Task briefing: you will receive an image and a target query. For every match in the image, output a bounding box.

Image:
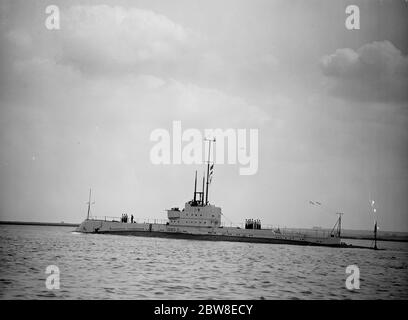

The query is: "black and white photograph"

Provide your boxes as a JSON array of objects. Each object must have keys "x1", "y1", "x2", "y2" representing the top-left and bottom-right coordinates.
[{"x1": 0, "y1": 0, "x2": 407, "y2": 307}]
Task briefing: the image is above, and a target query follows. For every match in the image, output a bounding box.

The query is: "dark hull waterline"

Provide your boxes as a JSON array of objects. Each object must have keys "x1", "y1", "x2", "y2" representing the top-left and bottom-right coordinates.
[{"x1": 90, "y1": 229, "x2": 371, "y2": 249}]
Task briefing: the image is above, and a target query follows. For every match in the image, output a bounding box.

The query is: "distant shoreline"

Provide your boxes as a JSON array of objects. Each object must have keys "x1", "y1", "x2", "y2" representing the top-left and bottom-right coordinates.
[
  {"x1": 0, "y1": 220, "x2": 407, "y2": 243},
  {"x1": 0, "y1": 221, "x2": 79, "y2": 227},
  {"x1": 342, "y1": 236, "x2": 408, "y2": 243}
]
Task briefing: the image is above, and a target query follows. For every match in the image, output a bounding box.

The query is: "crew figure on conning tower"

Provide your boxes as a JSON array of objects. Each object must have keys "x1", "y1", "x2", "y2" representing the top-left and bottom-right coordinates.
[{"x1": 245, "y1": 219, "x2": 261, "y2": 230}]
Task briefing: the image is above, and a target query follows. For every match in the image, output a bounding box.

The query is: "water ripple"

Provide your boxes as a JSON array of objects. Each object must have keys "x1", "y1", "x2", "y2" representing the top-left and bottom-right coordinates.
[{"x1": 0, "y1": 225, "x2": 407, "y2": 299}]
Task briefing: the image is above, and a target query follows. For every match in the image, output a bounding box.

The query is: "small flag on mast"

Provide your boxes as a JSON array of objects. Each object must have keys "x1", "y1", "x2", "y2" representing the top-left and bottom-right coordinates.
[{"x1": 209, "y1": 164, "x2": 214, "y2": 183}]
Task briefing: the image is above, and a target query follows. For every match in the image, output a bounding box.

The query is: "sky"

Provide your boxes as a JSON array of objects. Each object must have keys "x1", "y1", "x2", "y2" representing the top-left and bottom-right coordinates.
[{"x1": 0, "y1": 0, "x2": 407, "y2": 231}]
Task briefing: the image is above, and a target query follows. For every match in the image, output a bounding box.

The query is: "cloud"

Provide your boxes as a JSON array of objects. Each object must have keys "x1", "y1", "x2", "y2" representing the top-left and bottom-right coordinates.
[
  {"x1": 1, "y1": 3, "x2": 267, "y2": 127},
  {"x1": 0, "y1": 51, "x2": 268, "y2": 223},
  {"x1": 320, "y1": 41, "x2": 408, "y2": 102},
  {"x1": 58, "y1": 5, "x2": 203, "y2": 75},
  {"x1": 5, "y1": 29, "x2": 32, "y2": 49},
  {"x1": 1, "y1": 55, "x2": 268, "y2": 136}
]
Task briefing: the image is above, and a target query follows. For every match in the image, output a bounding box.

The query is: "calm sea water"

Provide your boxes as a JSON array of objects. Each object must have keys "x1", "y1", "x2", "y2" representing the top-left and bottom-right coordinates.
[{"x1": 0, "y1": 225, "x2": 407, "y2": 299}]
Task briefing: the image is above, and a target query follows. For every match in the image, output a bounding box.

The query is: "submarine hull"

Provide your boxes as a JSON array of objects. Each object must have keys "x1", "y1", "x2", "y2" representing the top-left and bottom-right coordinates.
[{"x1": 76, "y1": 219, "x2": 350, "y2": 248}]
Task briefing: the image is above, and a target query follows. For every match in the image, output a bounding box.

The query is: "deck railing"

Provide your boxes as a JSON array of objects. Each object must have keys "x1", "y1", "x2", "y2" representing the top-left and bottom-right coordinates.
[
  {"x1": 219, "y1": 222, "x2": 332, "y2": 238},
  {"x1": 88, "y1": 216, "x2": 168, "y2": 225}
]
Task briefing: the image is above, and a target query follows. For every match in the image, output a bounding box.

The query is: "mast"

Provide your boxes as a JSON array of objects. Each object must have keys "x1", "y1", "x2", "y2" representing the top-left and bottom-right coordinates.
[
  {"x1": 374, "y1": 220, "x2": 378, "y2": 250},
  {"x1": 205, "y1": 147, "x2": 210, "y2": 205},
  {"x1": 330, "y1": 212, "x2": 344, "y2": 238},
  {"x1": 205, "y1": 138, "x2": 215, "y2": 205},
  {"x1": 86, "y1": 188, "x2": 92, "y2": 220},
  {"x1": 202, "y1": 174, "x2": 205, "y2": 206},
  {"x1": 336, "y1": 212, "x2": 343, "y2": 237},
  {"x1": 370, "y1": 199, "x2": 378, "y2": 250},
  {"x1": 193, "y1": 170, "x2": 197, "y2": 202}
]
